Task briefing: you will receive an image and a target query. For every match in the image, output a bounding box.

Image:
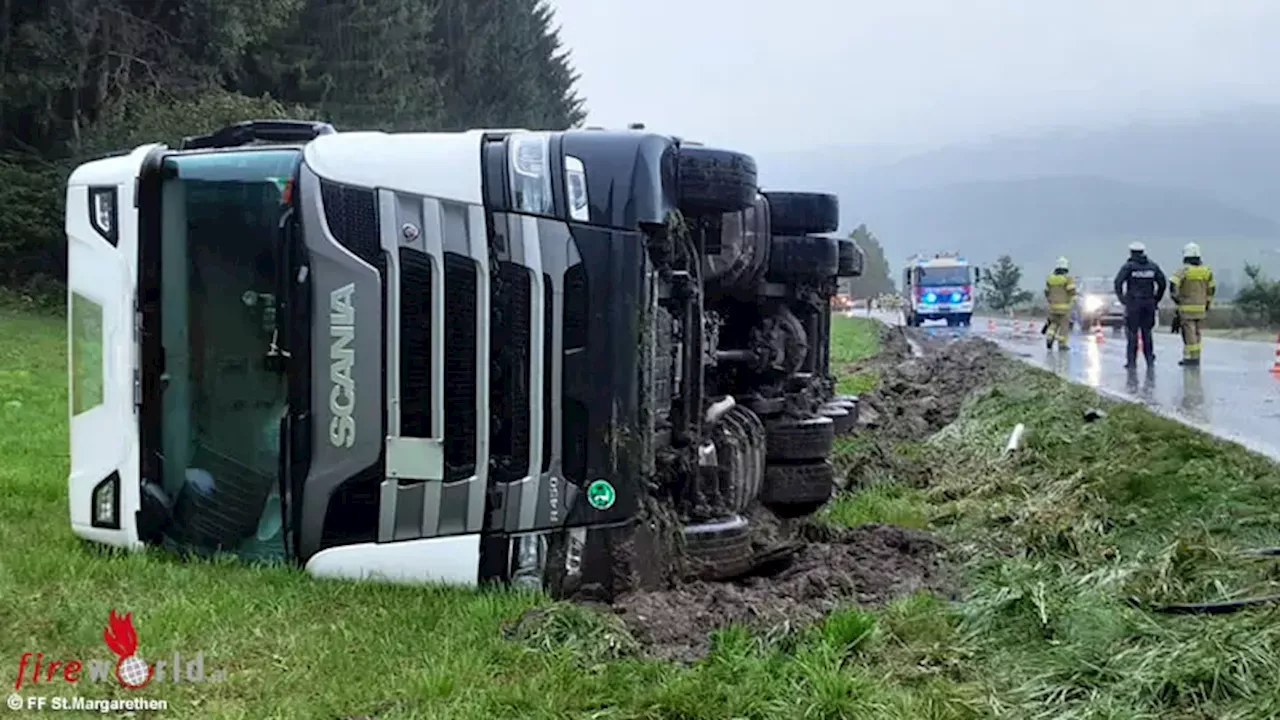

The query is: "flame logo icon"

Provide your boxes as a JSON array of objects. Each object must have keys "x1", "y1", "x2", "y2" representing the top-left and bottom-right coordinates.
[{"x1": 103, "y1": 609, "x2": 153, "y2": 689}]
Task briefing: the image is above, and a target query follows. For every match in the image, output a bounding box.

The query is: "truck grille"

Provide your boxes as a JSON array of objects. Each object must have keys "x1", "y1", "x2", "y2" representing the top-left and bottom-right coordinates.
[
  {"x1": 399, "y1": 248, "x2": 433, "y2": 436},
  {"x1": 490, "y1": 261, "x2": 532, "y2": 483},
  {"x1": 444, "y1": 252, "x2": 478, "y2": 482},
  {"x1": 319, "y1": 180, "x2": 379, "y2": 267}
]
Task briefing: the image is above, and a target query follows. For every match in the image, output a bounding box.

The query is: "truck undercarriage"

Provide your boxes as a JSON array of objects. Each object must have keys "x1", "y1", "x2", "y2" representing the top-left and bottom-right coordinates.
[{"x1": 65, "y1": 121, "x2": 863, "y2": 596}]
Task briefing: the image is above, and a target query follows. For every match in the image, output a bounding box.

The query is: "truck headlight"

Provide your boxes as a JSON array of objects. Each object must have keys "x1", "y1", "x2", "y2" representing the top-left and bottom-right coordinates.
[
  {"x1": 88, "y1": 186, "x2": 119, "y2": 246},
  {"x1": 91, "y1": 472, "x2": 121, "y2": 529},
  {"x1": 509, "y1": 132, "x2": 554, "y2": 215},
  {"x1": 1084, "y1": 295, "x2": 1104, "y2": 312},
  {"x1": 564, "y1": 156, "x2": 589, "y2": 222}
]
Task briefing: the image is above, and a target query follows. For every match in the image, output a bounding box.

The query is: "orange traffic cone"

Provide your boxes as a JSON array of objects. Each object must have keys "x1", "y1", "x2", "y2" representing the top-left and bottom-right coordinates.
[
  {"x1": 1270, "y1": 333, "x2": 1280, "y2": 375},
  {"x1": 1094, "y1": 324, "x2": 1105, "y2": 343},
  {"x1": 1137, "y1": 333, "x2": 1144, "y2": 355},
  {"x1": 987, "y1": 318, "x2": 996, "y2": 333},
  {"x1": 1013, "y1": 319, "x2": 1021, "y2": 333}
]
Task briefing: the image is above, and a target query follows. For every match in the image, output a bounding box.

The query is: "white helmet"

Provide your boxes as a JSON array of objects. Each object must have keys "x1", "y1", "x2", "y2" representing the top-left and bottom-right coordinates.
[
  {"x1": 1054, "y1": 256, "x2": 1069, "y2": 270},
  {"x1": 1128, "y1": 241, "x2": 1146, "y2": 253},
  {"x1": 1183, "y1": 242, "x2": 1201, "y2": 259}
]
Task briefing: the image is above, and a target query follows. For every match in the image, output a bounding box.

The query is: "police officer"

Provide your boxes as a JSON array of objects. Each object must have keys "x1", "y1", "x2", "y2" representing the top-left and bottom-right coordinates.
[
  {"x1": 1044, "y1": 256, "x2": 1076, "y2": 350},
  {"x1": 1114, "y1": 241, "x2": 1167, "y2": 369},
  {"x1": 1170, "y1": 242, "x2": 1215, "y2": 367}
]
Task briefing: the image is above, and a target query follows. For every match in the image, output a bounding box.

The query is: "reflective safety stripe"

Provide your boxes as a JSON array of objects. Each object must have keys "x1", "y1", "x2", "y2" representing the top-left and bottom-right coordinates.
[
  {"x1": 1048, "y1": 303, "x2": 1071, "y2": 312},
  {"x1": 1178, "y1": 304, "x2": 1207, "y2": 313}
]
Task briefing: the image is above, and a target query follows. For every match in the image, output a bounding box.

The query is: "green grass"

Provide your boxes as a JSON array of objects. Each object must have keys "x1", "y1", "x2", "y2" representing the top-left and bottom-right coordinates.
[
  {"x1": 830, "y1": 316, "x2": 882, "y2": 396},
  {"x1": 821, "y1": 483, "x2": 930, "y2": 530},
  {"x1": 5, "y1": 308, "x2": 1280, "y2": 718},
  {"x1": 829, "y1": 316, "x2": 881, "y2": 365}
]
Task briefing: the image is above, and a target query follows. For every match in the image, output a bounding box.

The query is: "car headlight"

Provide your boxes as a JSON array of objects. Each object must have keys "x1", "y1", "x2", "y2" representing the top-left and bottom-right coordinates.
[
  {"x1": 509, "y1": 132, "x2": 554, "y2": 215},
  {"x1": 923, "y1": 292, "x2": 938, "y2": 304},
  {"x1": 950, "y1": 291, "x2": 964, "y2": 303},
  {"x1": 1084, "y1": 295, "x2": 1104, "y2": 312}
]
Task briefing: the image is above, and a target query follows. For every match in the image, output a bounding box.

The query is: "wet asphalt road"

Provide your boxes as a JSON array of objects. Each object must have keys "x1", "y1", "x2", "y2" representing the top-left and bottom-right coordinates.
[{"x1": 860, "y1": 310, "x2": 1280, "y2": 460}]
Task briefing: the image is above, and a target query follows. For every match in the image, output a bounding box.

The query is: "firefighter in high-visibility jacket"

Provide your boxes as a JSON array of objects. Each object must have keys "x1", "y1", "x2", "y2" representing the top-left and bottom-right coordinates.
[
  {"x1": 1044, "y1": 256, "x2": 1077, "y2": 350},
  {"x1": 1169, "y1": 242, "x2": 1215, "y2": 366}
]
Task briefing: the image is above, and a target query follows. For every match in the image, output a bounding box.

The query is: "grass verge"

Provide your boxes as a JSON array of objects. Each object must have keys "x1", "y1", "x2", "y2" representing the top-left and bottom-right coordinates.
[
  {"x1": 830, "y1": 316, "x2": 882, "y2": 396},
  {"x1": 4, "y1": 309, "x2": 1280, "y2": 718}
]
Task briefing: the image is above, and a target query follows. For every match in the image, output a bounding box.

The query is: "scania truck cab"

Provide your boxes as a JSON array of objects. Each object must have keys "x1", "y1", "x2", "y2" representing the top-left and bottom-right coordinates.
[
  {"x1": 66, "y1": 120, "x2": 858, "y2": 596},
  {"x1": 902, "y1": 252, "x2": 976, "y2": 327}
]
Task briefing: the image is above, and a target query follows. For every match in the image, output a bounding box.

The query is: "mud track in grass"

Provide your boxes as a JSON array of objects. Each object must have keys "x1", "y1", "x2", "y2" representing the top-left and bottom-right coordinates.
[{"x1": 599, "y1": 325, "x2": 1009, "y2": 662}]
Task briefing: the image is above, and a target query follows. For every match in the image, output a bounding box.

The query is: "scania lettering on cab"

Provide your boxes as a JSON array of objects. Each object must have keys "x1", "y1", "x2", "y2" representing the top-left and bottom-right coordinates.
[{"x1": 64, "y1": 120, "x2": 860, "y2": 597}]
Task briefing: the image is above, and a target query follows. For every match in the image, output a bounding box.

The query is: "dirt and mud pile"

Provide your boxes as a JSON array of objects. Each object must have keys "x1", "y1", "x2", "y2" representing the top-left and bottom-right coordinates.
[
  {"x1": 611, "y1": 522, "x2": 952, "y2": 662},
  {"x1": 588, "y1": 327, "x2": 1007, "y2": 662},
  {"x1": 856, "y1": 328, "x2": 1007, "y2": 442}
]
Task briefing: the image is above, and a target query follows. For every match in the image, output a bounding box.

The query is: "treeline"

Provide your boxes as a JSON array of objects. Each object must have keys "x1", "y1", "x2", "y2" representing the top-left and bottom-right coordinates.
[
  {"x1": 0, "y1": 0, "x2": 585, "y2": 294},
  {"x1": 842, "y1": 224, "x2": 895, "y2": 297}
]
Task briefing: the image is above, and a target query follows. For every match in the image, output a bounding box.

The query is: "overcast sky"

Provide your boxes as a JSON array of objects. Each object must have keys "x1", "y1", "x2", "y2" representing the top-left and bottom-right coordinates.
[{"x1": 549, "y1": 0, "x2": 1280, "y2": 156}]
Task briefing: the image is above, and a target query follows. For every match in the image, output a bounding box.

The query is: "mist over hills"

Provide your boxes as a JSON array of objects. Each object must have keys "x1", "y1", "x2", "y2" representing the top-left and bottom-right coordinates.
[{"x1": 756, "y1": 107, "x2": 1280, "y2": 293}]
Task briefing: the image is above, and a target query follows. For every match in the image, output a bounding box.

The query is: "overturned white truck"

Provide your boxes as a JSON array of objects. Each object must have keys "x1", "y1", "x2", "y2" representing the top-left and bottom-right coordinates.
[{"x1": 65, "y1": 120, "x2": 862, "y2": 596}]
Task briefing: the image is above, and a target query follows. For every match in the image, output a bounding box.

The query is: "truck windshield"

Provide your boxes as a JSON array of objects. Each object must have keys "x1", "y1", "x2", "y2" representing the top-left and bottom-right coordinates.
[
  {"x1": 157, "y1": 149, "x2": 300, "y2": 561},
  {"x1": 917, "y1": 267, "x2": 970, "y2": 286}
]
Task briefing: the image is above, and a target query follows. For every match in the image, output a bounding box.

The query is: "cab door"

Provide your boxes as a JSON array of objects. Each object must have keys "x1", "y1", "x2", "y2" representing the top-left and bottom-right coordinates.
[{"x1": 66, "y1": 144, "x2": 163, "y2": 548}]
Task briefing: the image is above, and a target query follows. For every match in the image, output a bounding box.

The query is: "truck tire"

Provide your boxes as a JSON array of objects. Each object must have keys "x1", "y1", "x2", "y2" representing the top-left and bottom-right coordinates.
[
  {"x1": 761, "y1": 461, "x2": 836, "y2": 517},
  {"x1": 763, "y1": 192, "x2": 840, "y2": 235},
  {"x1": 819, "y1": 403, "x2": 857, "y2": 434},
  {"x1": 715, "y1": 405, "x2": 766, "y2": 513},
  {"x1": 683, "y1": 515, "x2": 754, "y2": 581},
  {"x1": 837, "y1": 239, "x2": 863, "y2": 277},
  {"x1": 766, "y1": 235, "x2": 839, "y2": 282},
  {"x1": 742, "y1": 393, "x2": 785, "y2": 418},
  {"x1": 831, "y1": 396, "x2": 860, "y2": 425},
  {"x1": 765, "y1": 415, "x2": 835, "y2": 461},
  {"x1": 677, "y1": 146, "x2": 758, "y2": 215}
]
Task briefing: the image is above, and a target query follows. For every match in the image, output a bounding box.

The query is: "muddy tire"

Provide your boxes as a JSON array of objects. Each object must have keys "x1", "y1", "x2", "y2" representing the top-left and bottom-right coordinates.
[
  {"x1": 831, "y1": 396, "x2": 860, "y2": 425},
  {"x1": 765, "y1": 415, "x2": 835, "y2": 461},
  {"x1": 715, "y1": 405, "x2": 767, "y2": 513},
  {"x1": 742, "y1": 393, "x2": 785, "y2": 418},
  {"x1": 677, "y1": 146, "x2": 758, "y2": 215},
  {"x1": 767, "y1": 235, "x2": 839, "y2": 282},
  {"x1": 761, "y1": 461, "x2": 836, "y2": 517},
  {"x1": 764, "y1": 192, "x2": 840, "y2": 235},
  {"x1": 819, "y1": 403, "x2": 857, "y2": 434},
  {"x1": 837, "y1": 239, "x2": 863, "y2": 277},
  {"x1": 682, "y1": 515, "x2": 754, "y2": 581}
]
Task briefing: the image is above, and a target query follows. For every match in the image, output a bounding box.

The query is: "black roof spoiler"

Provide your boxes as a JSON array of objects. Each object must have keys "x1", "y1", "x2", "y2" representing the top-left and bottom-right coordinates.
[{"x1": 180, "y1": 120, "x2": 337, "y2": 150}]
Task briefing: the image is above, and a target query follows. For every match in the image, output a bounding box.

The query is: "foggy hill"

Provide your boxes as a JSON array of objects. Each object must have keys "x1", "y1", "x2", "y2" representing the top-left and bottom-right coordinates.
[{"x1": 756, "y1": 106, "x2": 1280, "y2": 289}]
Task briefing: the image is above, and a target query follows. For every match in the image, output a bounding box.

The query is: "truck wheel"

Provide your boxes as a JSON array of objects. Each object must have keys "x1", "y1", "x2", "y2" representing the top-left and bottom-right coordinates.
[
  {"x1": 766, "y1": 235, "x2": 839, "y2": 282},
  {"x1": 683, "y1": 515, "x2": 754, "y2": 581},
  {"x1": 831, "y1": 396, "x2": 860, "y2": 424},
  {"x1": 742, "y1": 393, "x2": 785, "y2": 418},
  {"x1": 818, "y1": 403, "x2": 857, "y2": 434},
  {"x1": 715, "y1": 405, "x2": 766, "y2": 513},
  {"x1": 763, "y1": 192, "x2": 840, "y2": 235},
  {"x1": 761, "y1": 461, "x2": 836, "y2": 518},
  {"x1": 837, "y1": 239, "x2": 863, "y2": 277},
  {"x1": 677, "y1": 146, "x2": 758, "y2": 215},
  {"x1": 765, "y1": 415, "x2": 835, "y2": 461}
]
